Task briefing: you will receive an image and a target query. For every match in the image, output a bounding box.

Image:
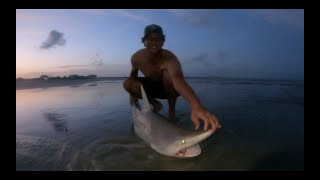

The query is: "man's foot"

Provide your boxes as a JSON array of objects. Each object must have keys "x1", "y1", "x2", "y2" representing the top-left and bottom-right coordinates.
[{"x1": 149, "y1": 98, "x2": 163, "y2": 112}]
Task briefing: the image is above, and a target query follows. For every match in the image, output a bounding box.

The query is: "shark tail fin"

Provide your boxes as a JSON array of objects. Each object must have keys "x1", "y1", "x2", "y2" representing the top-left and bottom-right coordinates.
[{"x1": 141, "y1": 85, "x2": 151, "y2": 111}]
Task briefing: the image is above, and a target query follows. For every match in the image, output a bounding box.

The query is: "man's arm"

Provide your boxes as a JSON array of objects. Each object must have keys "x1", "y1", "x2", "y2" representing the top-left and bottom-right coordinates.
[
  {"x1": 130, "y1": 56, "x2": 138, "y2": 78},
  {"x1": 166, "y1": 59, "x2": 221, "y2": 132},
  {"x1": 129, "y1": 56, "x2": 139, "y2": 105},
  {"x1": 167, "y1": 60, "x2": 201, "y2": 109}
]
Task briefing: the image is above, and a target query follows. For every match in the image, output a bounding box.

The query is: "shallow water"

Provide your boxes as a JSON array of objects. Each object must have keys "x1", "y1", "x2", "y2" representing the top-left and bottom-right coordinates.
[{"x1": 16, "y1": 78, "x2": 304, "y2": 171}]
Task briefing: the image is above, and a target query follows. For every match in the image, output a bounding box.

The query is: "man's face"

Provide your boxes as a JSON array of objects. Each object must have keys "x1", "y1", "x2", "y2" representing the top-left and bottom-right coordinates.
[{"x1": 144, "y1": 33, "x2": 164, "y2": 54}]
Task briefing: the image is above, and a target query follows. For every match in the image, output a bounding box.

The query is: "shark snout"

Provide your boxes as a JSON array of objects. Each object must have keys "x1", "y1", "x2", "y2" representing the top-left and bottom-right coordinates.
[{"x1": 187, "y1": 129, "x2": 213, "y2": 145}]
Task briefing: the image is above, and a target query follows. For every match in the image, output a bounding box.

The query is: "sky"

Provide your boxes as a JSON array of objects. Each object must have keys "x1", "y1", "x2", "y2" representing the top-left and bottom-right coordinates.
[{"x1": 16, "y1": 9, "x2": 304, "y2": 80}]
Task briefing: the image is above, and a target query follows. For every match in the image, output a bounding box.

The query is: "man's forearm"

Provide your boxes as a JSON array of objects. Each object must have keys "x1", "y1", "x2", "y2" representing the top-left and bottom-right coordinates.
[
  {"x1": 128, "y1": 66, "x2": 138, "y2": 105},
  {"x1": 173, "y1": 79, "x2": 202, "y2": 109},
  {"x1": 130, "y1": 71, "x2": 138, "y2": 78}
]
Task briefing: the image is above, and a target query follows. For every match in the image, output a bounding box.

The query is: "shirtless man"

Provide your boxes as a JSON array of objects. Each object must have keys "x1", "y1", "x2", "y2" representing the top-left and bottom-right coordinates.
[{"x1": 123, "y1": 24, "x2": 221, "y2": 132}]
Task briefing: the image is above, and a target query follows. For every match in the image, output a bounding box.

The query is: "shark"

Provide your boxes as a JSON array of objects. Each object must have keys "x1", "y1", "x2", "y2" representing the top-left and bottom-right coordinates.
[{"x1": 132, "y1": 85, "x2": 214, "y2": 158}]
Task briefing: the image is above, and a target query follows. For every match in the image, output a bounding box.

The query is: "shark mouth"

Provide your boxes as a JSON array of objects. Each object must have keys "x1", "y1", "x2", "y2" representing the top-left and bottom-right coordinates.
[{"x1": 175, "y1": 144, "x2": 201, "y2": 158}]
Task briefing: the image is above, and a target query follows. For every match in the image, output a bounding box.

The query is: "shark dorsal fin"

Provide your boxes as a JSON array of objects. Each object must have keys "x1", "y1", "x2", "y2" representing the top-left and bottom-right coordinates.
[{"x1": 141, "y1": 85, "x2": 151, "y2": 111}]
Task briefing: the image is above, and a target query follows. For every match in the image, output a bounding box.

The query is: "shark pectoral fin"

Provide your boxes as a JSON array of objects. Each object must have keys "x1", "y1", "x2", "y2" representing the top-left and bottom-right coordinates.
[
  {"x1": 135, "y1": 119, "x2": 151, "y2": 134},
  {"x1": 140, "y1": 85, "x2": 152, "y2": 111}
]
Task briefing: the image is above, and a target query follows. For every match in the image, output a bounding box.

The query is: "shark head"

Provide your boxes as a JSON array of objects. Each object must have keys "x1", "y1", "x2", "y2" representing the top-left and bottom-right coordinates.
[{"x1": 161, "y1": 128, "x2": 213, "y2": 158}]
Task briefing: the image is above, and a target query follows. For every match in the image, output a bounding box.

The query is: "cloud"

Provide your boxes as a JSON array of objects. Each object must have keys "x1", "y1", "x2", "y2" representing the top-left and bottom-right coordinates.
[
  {"x1": 40, "y1": 30, "x2": 66, "y2": 49},
  {"x1": 191, "y1": 53, "x2": 209, "y2": 62},
  {"x1": 55, "y1": 53, "x2": 104, "y2": 69},
  {"x1": 168, "y1": 9, "x2": 214, "y2": 27},
  {"x1": 56, "y1": 65, "x2": 88, "y2": 68},
  {"x1": 182, "y1": 52, "x2": 214, "y2": 69},
  {"x1": 56, "y1": 61, "x2": 104, "y2": 69},
  {"x1": 183, "y1": 50, "x2": 233, "y2": 74},
  {"x1": 217, "y1": 50, "x2": 228, "y2": 61},
  {"x1": 91, "y1": 53, "x2": 104, "y2": 66},
  {"x1": 16, "y1": 10, "x2": 61, "y2": 22},
  {"x1": 116, "y1": 10, "x2": 149, "y2": 22},
  {"x1": 63, "y1": 64, "x2": 130, "y2": 77},
  {"x1": 92, "y1": 59, "x2": 104, "y2": 66},
  {"x1": 79, "y1": 9, "x2": 149, "y2": 23},
  {"x1": 252, "y1": 9, "x2": 304, "y2": 31},
  {"x1": 16, "y1": 30, "x2": 44, "y2": 37}
]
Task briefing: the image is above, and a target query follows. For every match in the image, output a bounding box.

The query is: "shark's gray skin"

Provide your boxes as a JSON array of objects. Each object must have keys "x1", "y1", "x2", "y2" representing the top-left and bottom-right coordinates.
[{"x1": 132, "y1": 85, "x2": 213, "y2": 158}]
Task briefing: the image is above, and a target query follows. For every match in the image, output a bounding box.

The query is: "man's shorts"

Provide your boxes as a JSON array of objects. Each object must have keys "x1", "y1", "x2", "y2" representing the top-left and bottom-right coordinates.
[{"x1": 136, "y1": 77, "x2": 167, "y2": 99}]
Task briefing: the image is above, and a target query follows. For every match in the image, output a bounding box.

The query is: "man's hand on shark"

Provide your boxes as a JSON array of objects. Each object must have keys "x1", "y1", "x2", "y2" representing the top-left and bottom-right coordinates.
[{"x1": 191, "y1": 106, "x2": 221, "y2": 133}]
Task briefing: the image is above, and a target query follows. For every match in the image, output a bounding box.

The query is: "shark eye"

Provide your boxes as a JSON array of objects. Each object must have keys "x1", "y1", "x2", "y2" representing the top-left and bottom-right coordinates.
[{"x1": 182, "y1": 140, "x2": 185, "y2": 144}]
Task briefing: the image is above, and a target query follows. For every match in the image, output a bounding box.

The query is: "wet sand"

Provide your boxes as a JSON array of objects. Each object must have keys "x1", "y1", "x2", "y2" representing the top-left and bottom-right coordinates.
[{"x1": 16, "y1": 78, "x2": 304, "y2": 170}]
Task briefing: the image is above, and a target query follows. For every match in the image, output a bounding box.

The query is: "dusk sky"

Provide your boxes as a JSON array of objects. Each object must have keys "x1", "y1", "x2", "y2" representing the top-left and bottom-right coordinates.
[{"x1": 16, "y1": 9, "x2": 304, "y2": 80}]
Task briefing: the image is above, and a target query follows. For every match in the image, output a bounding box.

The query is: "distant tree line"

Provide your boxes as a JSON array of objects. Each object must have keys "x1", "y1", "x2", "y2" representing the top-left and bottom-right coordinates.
[{"x1": 16, "y1": 74, "x2": 97, "y2": 81}]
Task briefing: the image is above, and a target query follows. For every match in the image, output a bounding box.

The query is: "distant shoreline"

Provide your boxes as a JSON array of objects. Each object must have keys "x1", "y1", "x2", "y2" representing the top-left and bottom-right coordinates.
[
  {"x1": 16, "y1": 77, "x2": 126, "y2": 90},
  {"x1": 16, "y1": 76, "x2": 304, "y2": 90}
]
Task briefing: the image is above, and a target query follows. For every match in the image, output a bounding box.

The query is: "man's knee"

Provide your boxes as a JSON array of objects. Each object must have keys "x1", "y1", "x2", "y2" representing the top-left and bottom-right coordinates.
[
  {"x1": 163, "y1": 83, "x2": 179, "y2": 99},
  {"x1": 123, "y1": 77, "x2": 140, "y2": 93},
  {"x1": 123, "y1": 78, "x2": 130, "y2": 91}
]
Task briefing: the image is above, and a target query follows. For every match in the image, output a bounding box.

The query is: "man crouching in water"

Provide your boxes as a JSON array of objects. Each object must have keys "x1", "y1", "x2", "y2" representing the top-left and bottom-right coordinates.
[{"x1": 123, "y1": 24, "x2": 221, "y2": 133}]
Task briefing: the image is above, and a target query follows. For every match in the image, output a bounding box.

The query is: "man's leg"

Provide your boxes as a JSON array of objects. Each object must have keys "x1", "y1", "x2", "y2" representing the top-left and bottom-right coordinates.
[
  {"x1": 123, "y1": 77, "x2": 141, "y2": 105},
  {"x1": 168, "y1": 96, "x2": 177, "y2": 121},
  {"x1": 123, "y1": 77, "x2": 163, "y2": 112},
  {"x1": 148, "y1": 98, "x2": 163, "y2": 112},
  {"x1": 162, "y1": 74, "x2": 179, "y2": 121}
]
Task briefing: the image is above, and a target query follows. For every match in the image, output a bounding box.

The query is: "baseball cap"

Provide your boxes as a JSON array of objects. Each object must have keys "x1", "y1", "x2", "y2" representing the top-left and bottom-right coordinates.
[{"x1": 144, "y1": 24, "x2": 164, "y2": 37}]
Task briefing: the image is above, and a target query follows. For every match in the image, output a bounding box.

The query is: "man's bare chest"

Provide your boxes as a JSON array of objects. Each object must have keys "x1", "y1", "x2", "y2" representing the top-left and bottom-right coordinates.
[{"x1": 138, "y1": 59, "x2": 164, "y2": 80}]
